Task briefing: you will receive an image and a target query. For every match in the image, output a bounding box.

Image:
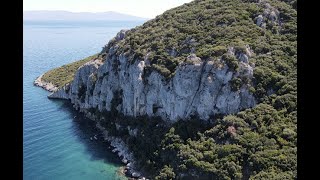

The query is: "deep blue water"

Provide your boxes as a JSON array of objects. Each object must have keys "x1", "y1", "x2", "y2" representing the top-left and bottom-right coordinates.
[{"x1": 23, "y1": 20, "x2": 145, "y2": 180}]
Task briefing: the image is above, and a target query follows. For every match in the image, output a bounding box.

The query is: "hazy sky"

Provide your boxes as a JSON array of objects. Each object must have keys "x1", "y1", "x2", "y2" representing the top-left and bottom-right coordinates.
[{"x1": 23, "y1": 0, "x2": 193, "y2": 18}]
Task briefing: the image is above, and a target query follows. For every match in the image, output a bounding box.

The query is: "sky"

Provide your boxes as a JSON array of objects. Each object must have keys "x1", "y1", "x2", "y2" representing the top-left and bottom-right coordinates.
[{"x1": 23, "y1": 0, "x2": 193, "y2": 18}]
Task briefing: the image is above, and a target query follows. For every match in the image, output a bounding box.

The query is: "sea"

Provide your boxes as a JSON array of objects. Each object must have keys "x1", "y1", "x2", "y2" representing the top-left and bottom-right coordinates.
[{"x1": 23, "y1": 20, "x2": 145, "y2": 180}]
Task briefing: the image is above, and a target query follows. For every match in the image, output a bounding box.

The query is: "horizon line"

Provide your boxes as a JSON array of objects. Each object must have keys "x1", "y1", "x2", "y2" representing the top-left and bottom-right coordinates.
[{"x1": 23, "y1": 10, "x2": 151, "y2": 19}]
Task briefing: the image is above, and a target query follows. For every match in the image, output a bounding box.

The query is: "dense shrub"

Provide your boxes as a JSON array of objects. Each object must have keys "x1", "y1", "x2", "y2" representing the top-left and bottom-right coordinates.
[
  {"x1": 96, "y1": 0, "x2": 296, "y2": 178},
  {"x1": 230, "y1": 77, "x2": 243, "y2": 91},
  {"x1": 222, "y1": 54, "x2": 239, "y2": 71},
  {"x1": 102, "y1": 0, "x2": 294, "y2": 81},
  {"x1": 42, "y1": 54, "x2": 99, "y2": 88},
  {"x1": 155, "y1": 165, "x2": 176, "y2": 180},
  {"x1": 51, "y1": 0, "x2": 296, "y2": 179}
]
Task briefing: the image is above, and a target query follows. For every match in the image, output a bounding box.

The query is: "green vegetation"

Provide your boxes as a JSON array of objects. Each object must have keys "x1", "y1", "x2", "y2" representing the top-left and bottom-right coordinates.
[
  {"x1": 222, "y1": 54, "x2": 239, "y2": 71},
  {"x1": 42, "y1": 54, "x2": 99, "y2": 88},
  {"x1": 47, "y1": 0, "x2": 296, "y2": 179},
  {"x1": 94, "y1": 102, "x2": 296, "y2": 179},
  {"x1": 104, "y1": 0, "x2": 296, "y2": 82},
  {"x1": 95, "y1": 0, "x2": 296, "y2": 179},
  {"x1": 230, "y1": 77, "x2": 243, "y2": 91}
]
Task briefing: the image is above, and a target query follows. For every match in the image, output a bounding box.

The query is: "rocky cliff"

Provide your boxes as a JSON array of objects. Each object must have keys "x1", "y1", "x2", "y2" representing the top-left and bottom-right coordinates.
[
  {"x1": 48, "y1": 29, "x2": 257, "y2": 121},
  {"x1": 36, "y1": 0, "x2": 297, "y2": 178}
]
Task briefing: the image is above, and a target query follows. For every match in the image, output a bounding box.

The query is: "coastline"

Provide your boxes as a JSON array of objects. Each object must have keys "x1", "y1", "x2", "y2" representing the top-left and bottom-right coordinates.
[
  {"x1": 95, "y1": 122, "x2": 145, "y2": 179},
  {"x1": 33, "y1": 76, "x2": 146, "y2": 179},
  {"x1": 33, "y1": 74, "x2": 58, "y2": 92}
]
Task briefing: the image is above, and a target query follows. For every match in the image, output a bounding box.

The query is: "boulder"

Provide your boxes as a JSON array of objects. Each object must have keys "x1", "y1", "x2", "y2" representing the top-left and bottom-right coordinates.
[
  {"x1": 132, "y1": 172, "x2": 141, "y2": 178},
  {"x1": 115, "y1": 29, "x2": 127, "y2": 41},
  {"x1": 256, "y1": 15, "x2": 263, "y2": 27}
]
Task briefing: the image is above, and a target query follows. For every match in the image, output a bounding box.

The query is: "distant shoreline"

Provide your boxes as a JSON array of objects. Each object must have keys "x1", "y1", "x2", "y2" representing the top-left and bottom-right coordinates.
[{"x1": 24, "y1": 10, "x2": 149, "y2": 22}]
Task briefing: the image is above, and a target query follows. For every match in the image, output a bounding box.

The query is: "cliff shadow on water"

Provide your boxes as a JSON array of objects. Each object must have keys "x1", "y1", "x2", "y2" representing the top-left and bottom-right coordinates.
[
  {"x1": 36, "y1": 0, "x2": 297, "y2": 178},
  {"x1": 50, "y1": 98, "x2": 124, "y2": 166}
]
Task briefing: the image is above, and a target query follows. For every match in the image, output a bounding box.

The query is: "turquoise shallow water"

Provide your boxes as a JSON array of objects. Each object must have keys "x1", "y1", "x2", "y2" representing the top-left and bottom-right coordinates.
[{"x1": 23, "y1": 20, "x2": 145, "y2": 180}]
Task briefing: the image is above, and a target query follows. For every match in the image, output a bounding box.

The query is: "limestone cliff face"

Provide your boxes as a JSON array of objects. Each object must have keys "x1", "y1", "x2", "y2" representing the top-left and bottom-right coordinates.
[{"x1": 49, "y1": 31, "x2": 256, "y2": 121}]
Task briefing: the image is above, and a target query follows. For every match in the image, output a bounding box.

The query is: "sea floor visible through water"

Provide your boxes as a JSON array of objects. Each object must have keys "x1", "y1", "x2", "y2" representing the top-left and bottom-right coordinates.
[
  {"x1": 57, "y1": 101, "x2": 129, "y2": 178},
  {"x1": 23, "y1": 20, "x2": 145, "y2": 180}
]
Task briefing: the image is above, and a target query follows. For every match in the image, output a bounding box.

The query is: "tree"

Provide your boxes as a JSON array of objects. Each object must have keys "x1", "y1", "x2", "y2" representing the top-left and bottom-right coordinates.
[{"x1": 155, "y1": 165, "x2": 176, "y2": 180}]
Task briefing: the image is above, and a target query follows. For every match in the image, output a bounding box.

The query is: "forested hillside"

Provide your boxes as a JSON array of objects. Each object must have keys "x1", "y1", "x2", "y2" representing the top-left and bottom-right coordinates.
[
  {"x1": 98, "y1": 0, "x2": 297, "y2": 179},
  {"x1": 41, "y1": 0, "x2": 297, "y2": 179}
]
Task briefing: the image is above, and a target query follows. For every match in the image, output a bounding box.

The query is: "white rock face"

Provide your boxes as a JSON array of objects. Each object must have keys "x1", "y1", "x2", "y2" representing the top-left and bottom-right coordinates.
[
  {"x1": 256, "y1": 15, "x2": 264, "y2": 27},
  {"x1": 34, "y1": 74, "x2": 58, "y2": 92},
  {"x1": 255, "y1": 2, "x2": 280, "y2": 28},
  {"x1": 49, "y1": 31, "x2": 257, "y2": 122},
  {"x1": 48, "y1": 83, "x2": 70, "y2": 99}
]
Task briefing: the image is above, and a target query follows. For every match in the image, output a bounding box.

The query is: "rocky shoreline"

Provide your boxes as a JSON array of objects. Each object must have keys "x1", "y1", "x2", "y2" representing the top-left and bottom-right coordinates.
[
  {"x1": 34, "y1": 77, "x2": 147, "y2": 180},
  {"x1": 95, "y1": 122, "x2": 147, "y2": 180},
  {"x1": 33, "y1": 74, "x2": 58, "y2": 92}
]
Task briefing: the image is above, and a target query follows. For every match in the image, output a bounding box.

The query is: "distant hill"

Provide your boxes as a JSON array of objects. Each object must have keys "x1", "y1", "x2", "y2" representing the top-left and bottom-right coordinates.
[{"x1": 23, "y1": 10, "x2": 149, "y2": 21}]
